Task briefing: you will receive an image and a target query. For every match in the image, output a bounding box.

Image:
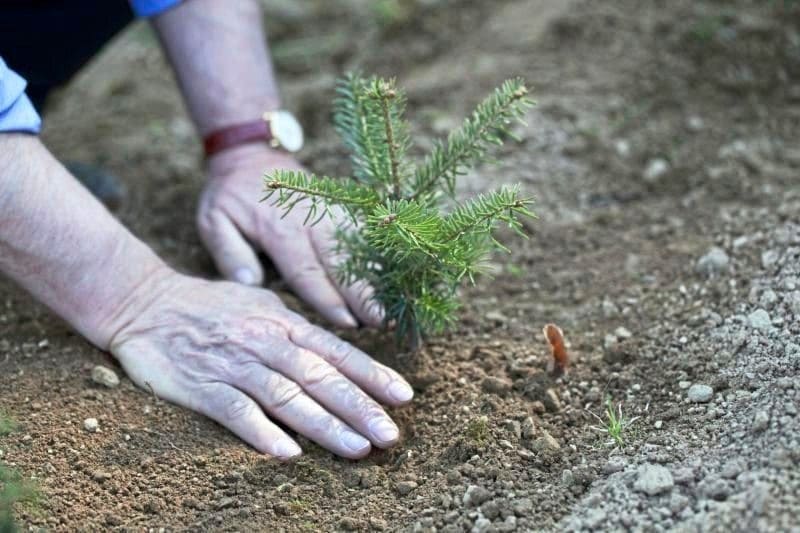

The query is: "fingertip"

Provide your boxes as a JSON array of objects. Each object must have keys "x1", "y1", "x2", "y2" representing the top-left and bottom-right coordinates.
[
  {"x1": 330, "y1": 307, "x2": 358, "y2": 328},
  {"x1": 233, "y1": 266, "x2": 262, "y2": 286},
  {"x1": 387, "y1": 380, "x2": 414, "y2": 405},
  {"x1": 271, "y1": 438, "x2": 302, "y2": 460},
  {"x1": 340, "y1": 429, "x2": 372, "y2": 458},
  {"x1": 368, "y1": 418, "x2": 400, "y2": 448},
  {"x1": 359, "y1": 301, "x2": 385, "y2": 328}
]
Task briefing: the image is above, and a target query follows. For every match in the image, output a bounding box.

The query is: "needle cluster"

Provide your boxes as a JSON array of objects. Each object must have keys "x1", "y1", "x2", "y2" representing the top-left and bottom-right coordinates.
[{"x1": 264, "y1": 74, "x2": 535, "y2": 349}]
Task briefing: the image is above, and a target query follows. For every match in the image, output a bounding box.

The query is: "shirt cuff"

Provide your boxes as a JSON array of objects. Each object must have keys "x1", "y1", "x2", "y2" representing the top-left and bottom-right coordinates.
[
  {"x1": 0, "y1": 58, "x2": 42, "y2": 134},
  {"x1": 129, "y1": 0, "x2": 183, "y2": 17}
]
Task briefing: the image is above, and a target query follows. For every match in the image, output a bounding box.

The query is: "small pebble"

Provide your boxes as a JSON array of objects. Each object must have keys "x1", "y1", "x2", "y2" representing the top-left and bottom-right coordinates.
[
  {"x1": 696, "y1": 246, "x2": 729, "y2": 275},
  {"x1": 687, "y1": 384, "x2": 714, "y2": 403},
  {"x1": 463, "y1": 485, "x2": 492, "y2": 507},
  {"x1": 747, "y1": 309, "x2": 772, "y2": 330},
  {"x1": 91, "y1": 365, "x2": 120, "y2": 388},
  {"x1": 84, "y1": 418, "x2": 99, "y2": 432},
  {"x1": 753, "y1": 410, "x2": 770, "y2": 432},
  {"x1": 395, "y1": 481, "x2": 418, "y2": 496},
  {"x1": 481, "y1": 376, "x2": 512, "y2": 396},
  {"x1": 603, "y1": 456, "x2": 627, "y2": 474},
  {"x1": 643, "y1": 158, "x2": 669, "y2": 183},
  {"x1": 634, "y1": 464, "x2": 674, "y2": 496},
  {"x1": 614, "y1": 326, "x2": 632, "y2": 339}
]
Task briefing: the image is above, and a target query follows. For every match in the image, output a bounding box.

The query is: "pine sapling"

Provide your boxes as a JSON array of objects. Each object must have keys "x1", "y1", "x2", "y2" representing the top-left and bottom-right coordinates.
[{"x1": 264, "y1": 74, "x2": 536, "y2": 349}]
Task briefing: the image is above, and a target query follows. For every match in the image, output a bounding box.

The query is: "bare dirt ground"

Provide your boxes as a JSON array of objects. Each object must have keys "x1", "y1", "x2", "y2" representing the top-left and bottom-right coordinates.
[{"x1": 2, "y1": 0, "x2": 799, "y2": 531}]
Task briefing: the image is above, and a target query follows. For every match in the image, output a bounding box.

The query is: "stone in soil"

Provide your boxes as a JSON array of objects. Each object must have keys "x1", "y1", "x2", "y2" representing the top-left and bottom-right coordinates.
[
  {"x1": 481, "y1": 376, "x2": 512, "y2": 396},
  {"x1": 91, "y1": 365, "x2": 120, "y2": 388},
  {"x1": 543, "y1": 388, "x2": 562, "y2": 412},
  {"x1": 634, "y1": 464, "x2": 674, "y2": 496},
  {"x1": 395, "y1": 481, "x2": 418, "y2": 495},
  {"x1": 753, "y1": 410, "x2": 770, "y2": 432},
  {"x1": 747, "y1": 308, "x2": 772, "y2": 330},
  {"x1": 643, "y1": 158, "x2": 669, "y2": 183},
  {"x1": 603, "y1": 456, "x2": 627, "y2": 474},
  {"x1": 463, "y1": 485, "x2": 492, "y2": 507},
  {"x1": 695, "y1": 246, "x2": 730, "y2": 275},
  {"x1": 687, "y1": 384, "x2": 714, "y2": 403},
  {"x1": 83, "y1": 417, "x2": 99, "y2": 432}
]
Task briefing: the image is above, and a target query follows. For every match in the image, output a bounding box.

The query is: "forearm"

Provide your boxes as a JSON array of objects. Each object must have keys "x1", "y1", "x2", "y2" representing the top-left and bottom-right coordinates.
[
  {"x1": 0, "y1": 134, "x2": 169, "y2": 348},
  {"x1": 151, "y1": 0, "x2": 281, "y2": 136}
]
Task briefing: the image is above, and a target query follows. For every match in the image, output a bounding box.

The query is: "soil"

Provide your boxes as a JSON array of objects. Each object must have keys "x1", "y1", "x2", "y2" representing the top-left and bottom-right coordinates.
[{"x1": 2, "y1": 0, "x2": 799, "y2": 531}]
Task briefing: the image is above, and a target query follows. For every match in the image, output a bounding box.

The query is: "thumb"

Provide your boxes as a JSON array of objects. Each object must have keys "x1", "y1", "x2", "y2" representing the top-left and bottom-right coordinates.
[{"x1": 197, "y1": 210, "x2": 263, "y2": 285}]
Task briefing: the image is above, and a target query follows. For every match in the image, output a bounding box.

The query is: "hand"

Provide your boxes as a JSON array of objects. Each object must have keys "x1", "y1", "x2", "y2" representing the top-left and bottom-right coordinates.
[
  {"x1": 109, "y1": 271, "x2": 413, "y2": 459},
  {"x1": 198, "y1": 144, "x2": 380, "y2": 328}
]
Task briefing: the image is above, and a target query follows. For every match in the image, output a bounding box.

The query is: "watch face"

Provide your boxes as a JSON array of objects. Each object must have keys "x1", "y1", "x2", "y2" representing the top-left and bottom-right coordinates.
[{"x1": 270, "y1": 111, "x2": 304, "y2": 152}]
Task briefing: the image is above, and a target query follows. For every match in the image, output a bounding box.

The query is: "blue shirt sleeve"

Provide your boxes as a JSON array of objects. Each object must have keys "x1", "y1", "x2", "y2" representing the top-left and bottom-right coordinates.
[
  {"x1": 129, "y1": 0, "x2": 183, "y2": 17},
  {"x1": 0, "y1": 57, "x2": 42, "y2": 134}
]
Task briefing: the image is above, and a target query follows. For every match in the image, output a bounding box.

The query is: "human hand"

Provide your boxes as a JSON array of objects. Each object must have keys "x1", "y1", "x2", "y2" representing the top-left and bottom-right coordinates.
[
  {"x1": 198, "y1": 144, "x2": 380, "y2": 328},
  {"x1": 109, "y1": 271, "x2": 413, "y2": 459}
]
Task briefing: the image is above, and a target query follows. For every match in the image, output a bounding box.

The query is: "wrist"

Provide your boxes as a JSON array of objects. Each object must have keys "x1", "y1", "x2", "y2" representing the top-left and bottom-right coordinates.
[
  {"x1": 206, "y1": 142, "x2": 298, "y2": 178},
  {"x1": 73, "y1": 238, "x2": 176, "y2": 350}
]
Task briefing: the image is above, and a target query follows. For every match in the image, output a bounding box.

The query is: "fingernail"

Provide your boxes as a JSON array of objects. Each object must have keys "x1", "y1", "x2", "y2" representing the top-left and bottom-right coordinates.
[
  {"x1": 340, "y1": 429, "x2": 371, "y2": 452},
  {"x1": 368, "y1": 303, "x2": 385, "y2": 326},
  {"x1": 333, "y1": 307, "x2": 358, "y2": 328},
  {"x1": 274, "y1": 439, "x2": 302, "y2": 458},
  {"x1": 234, "y1": 267, "x2": 257, "y2": 285},
  {"x1": 368, "y1": 418, "x2": 399, "y2": 444},
  {"x1": 388, "y1": 381, "x2": 414, "y2": 403}
]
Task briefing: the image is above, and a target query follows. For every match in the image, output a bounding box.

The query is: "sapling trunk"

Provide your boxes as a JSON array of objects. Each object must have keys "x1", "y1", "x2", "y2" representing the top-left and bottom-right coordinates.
[{"x1": 264, "y1": 73, "x2": 536, "y2": 350}]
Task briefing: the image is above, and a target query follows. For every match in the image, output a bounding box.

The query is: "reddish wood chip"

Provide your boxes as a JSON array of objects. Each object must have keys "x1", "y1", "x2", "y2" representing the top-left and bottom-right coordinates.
[{"x1": 543, "y1": 323, "x2": 569, "y2": 375}]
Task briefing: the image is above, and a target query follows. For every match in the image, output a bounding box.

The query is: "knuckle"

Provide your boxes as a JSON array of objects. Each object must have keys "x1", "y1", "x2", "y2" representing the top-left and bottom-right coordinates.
[
  {"x1": 326, "y1": 339, "x2": 355, "y2": 367},
  {"x1": 266, "y1": 381, "x2": 302, "y2": 412},
  {"x1": 197, "y1": 209, "x2": 221, "y2": 236},
  {"x1": 286, "y1": 262, "x2": 324, "y2": 284},
  {"x1": 301, "y1": 360, "x2": 340, "y2": 389},
  {"x1": 222, "y1": 392, "x2": 254, "y2": 422}
]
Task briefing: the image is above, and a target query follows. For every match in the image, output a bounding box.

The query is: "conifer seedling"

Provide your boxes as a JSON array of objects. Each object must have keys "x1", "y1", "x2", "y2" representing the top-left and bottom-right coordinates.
[{"x1": 263, "y1": 74, "x2": 536, "y2": 349}]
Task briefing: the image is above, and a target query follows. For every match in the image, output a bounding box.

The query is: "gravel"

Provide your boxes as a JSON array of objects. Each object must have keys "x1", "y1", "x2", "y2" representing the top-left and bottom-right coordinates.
[{"x1": 558, "y1": 220, "x2": 800, "y2": 531}]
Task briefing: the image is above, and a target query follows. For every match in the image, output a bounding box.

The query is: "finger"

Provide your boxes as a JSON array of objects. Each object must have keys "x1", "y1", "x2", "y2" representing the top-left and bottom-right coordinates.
[
  {"x1": 309, "y1": 227, "x2": 384, "y2": 328},
  {"x1": 198, "y1": 209, "x2": 263, "y2": 286},
  {"x1": 265, "y1": 230, "x2": 358, "y2": 328},
  {"x1": 195, "y1": 382, "x2": 302, "y2": 459},
  {"x1": 236, "y1": 362, "x2": 372, "y2": 459},
  {"x1": 288, "y1": 322, "x2": 414, "y2": 407},
  {"x1": 257, "y1": 340, "x2": 400, "y2": 448}
]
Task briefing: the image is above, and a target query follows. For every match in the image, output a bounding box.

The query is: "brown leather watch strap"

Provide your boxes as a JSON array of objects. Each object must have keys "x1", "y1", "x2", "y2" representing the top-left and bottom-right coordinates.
[{"x1": 203, "y1": 119, "x2": 273, "y2": 157}]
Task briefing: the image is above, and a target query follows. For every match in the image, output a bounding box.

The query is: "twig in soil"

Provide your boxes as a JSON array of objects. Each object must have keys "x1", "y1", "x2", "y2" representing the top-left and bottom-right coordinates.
[
  {"x1": 543, "y1": 323, "x2": 569, "y2": 376},
  {"x1": 143, "y1": 428, "x2": 186, "y2": 454}
]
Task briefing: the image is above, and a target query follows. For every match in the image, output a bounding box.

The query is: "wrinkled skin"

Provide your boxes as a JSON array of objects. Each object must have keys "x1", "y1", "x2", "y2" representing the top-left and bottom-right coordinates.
[
  {"x1": 198, "y1": 145, "x2": 380, "y2": 329},
  {"x1": 111, "y1": 273, "x2": 413, "y2": 459}
]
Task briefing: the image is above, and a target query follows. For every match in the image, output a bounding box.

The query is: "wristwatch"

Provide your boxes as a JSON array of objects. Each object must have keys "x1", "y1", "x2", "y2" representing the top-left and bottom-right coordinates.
[{"x1": 203, "y1": 110, "x2": 304, "y2": 157}]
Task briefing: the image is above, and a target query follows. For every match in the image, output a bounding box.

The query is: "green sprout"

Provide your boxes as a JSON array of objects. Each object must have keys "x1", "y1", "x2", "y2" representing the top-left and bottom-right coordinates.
[
  {"x1": 264, "y1": 73, "x2": 536, "y2": 349},
  {"x1": 0, "y1": 413, "x2": 15, "y2": 438},
  {"x1": 466, "y1": 416, "x2": 490, "y2": 445},
  {"x1": 1, "y1": 414, "x2": 39, "y2": 533},
  {"x1": 588, "y1": 399, "x2": 640, "y2": 447}
]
